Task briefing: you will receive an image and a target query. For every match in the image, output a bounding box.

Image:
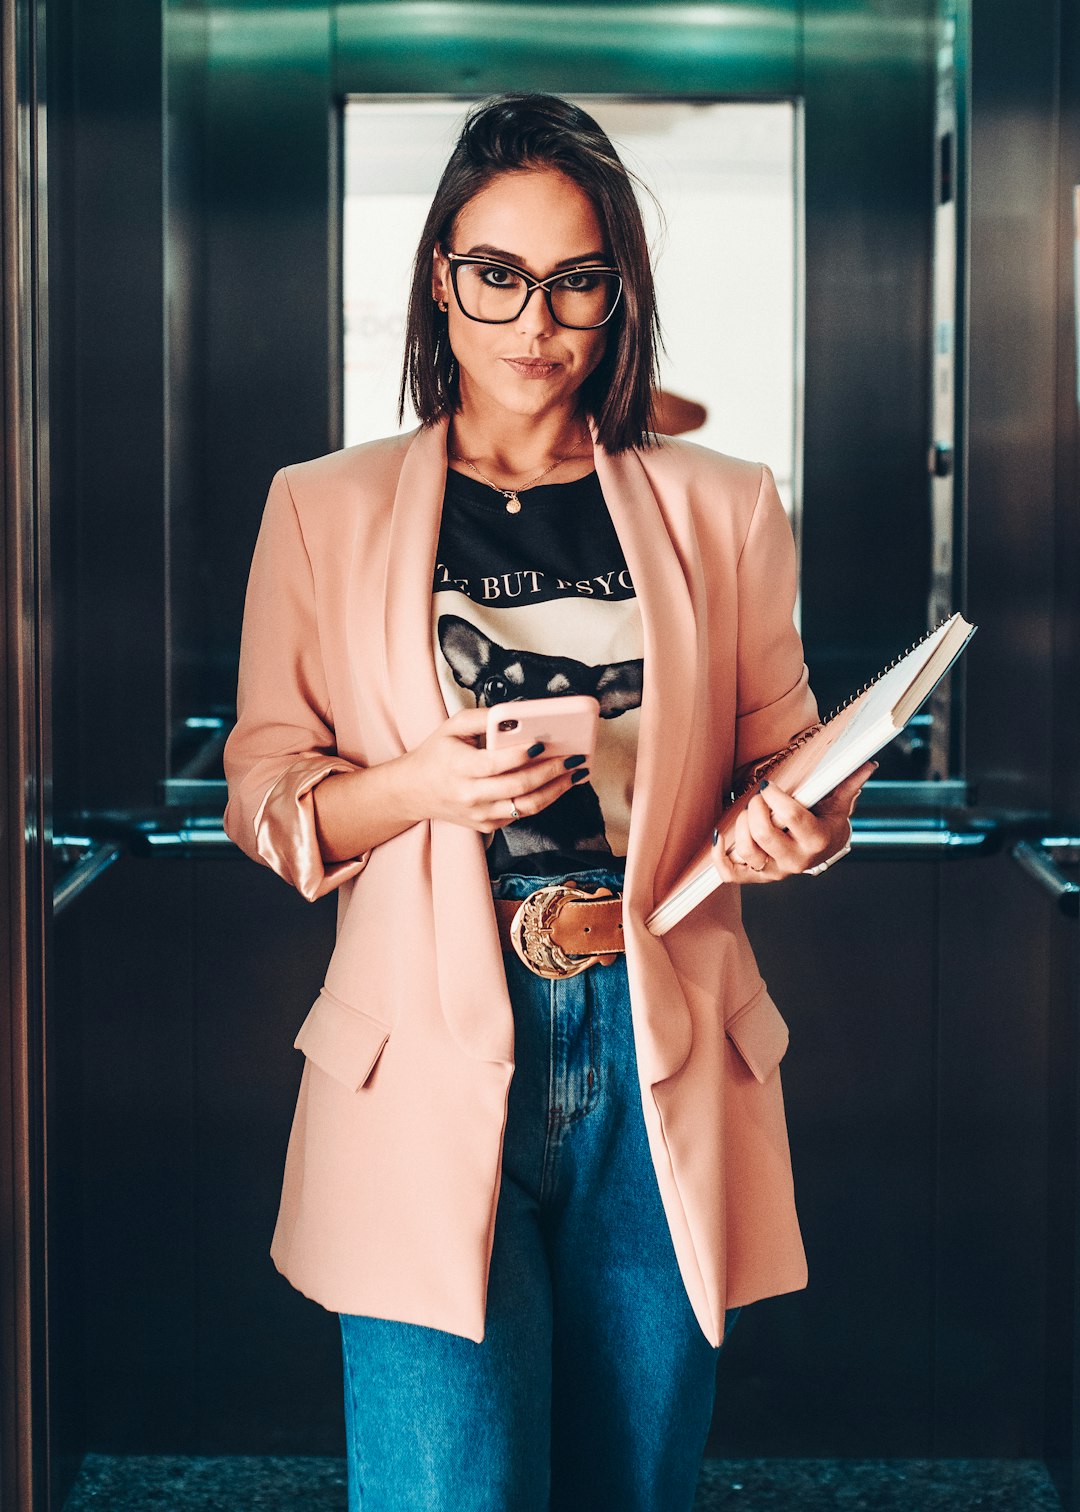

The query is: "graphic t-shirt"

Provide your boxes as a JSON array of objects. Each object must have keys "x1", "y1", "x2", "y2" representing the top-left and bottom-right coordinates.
[{"x1": 432, "y1": 467, "x2": 644, "y2": 881}]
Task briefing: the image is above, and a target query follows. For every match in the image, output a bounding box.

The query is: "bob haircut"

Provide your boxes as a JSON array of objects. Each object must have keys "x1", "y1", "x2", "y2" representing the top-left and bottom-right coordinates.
[{"x1": 397, "y1": 92, "x2": 663, "y2": 454}]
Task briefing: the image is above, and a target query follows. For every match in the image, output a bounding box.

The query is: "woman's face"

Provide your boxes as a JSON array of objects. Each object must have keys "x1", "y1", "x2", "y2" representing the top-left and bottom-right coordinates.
[{"x1": 431, "y1": 168, "x2": 612, "y2": 427}]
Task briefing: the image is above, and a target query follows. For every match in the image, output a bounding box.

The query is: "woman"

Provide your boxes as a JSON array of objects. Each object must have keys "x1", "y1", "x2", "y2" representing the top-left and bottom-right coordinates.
[{"x1": 222, "y1": 93, "x2": 872, "y2": 1512}]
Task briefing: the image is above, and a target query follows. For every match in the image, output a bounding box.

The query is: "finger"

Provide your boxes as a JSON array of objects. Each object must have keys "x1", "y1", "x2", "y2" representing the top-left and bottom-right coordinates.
[
  {"x1": 487, "y1": 767, "x2": 582, "y2": 824},
  {"x1": 446, "y1": 705, "x2": 494, "y2": 740},
  {"x1": 753, "y1": 782, "x2": 823, "y2": 848},
  {"x1": 482, "y1": 739, "x2": 559, "y2": 777},
  {"x1": 713, "y1": 827, "x2": 771, "y2": 882},
  {"x1": 745, "y1": 792, "x2": 802, "y2": 868},
  {"x1": 483, "y1": 753, "x2": 584, "y2": 798},
  {"x1": 730, "y1": 810, "x2": 770, "y2": 870},
  {"x1": 710, "y1": 833, "x2": 743, "y2": 884}
]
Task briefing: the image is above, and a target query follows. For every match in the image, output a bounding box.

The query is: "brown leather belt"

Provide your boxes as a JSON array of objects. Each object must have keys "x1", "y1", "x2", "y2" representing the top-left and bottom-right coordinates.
[{"x1": 493, "y1": 880, "x2": 625, "y2": 979}]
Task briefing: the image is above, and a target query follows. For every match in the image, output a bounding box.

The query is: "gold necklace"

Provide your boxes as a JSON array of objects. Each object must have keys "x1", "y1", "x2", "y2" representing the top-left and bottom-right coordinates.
[{"x1": 449, "y1": 435, "x2": 591, "y2": 514}]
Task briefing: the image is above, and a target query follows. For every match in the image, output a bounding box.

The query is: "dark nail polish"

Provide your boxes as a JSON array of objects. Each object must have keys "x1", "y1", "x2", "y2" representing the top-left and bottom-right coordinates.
[
  {"x1": 527, "y1": 741, "x2": 545, "y2": 758},
  {"x1": 564, "y1": 754, "x2": 587, "y2": 769},
  {"x1": 758, "y1": 779, "x2": 769, "y2": 791},
  {"x1": 712, "y1": 826, "x2": 719, "y2": 846},
  {"x1": 570, "y1": 768, "x2": 590, "y2": 784}
]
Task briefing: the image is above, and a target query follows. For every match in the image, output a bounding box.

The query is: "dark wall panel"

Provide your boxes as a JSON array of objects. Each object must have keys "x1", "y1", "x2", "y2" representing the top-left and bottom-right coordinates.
[
  {"x1": 935, "y1": 857, "x2": 1051, "y2": 1455},
  {"x1": 1044, "y1": 0, "x2": 1080, "y2": 1495},
  {"x1": 800, "y1": 2, "x2": 936, "y2": 718},
  {"x1": 165, "y1": 1, "x2": 210, "y2": 758},
  {"x1": 77, "y1": 858, "x2": 199, "y2": 1451},
  {"x1": 46, "y1": 0, "x2": 86, "y2": 1498},
  {"x1": 202, "y1": 12, "x2": 334, "y2": 722},
  {"x1": 46, "y1": 0, "x2": 173, "y2": 1485},
  {"x1": 962, "y1": 0, "x2": 1059, "y2": 818},
  {"x1": 721, "y1": 860, "x2": 938, "y2": 1456},
  {"x1": 72, "y1": 853, "x2": 339, "y2": 1451},
  {"x1": 194, "y1": 858, "x2": 344, "y2": 1452},
  {"x1": 67, "y1": 0, "x2": 168, "y2": 810}
]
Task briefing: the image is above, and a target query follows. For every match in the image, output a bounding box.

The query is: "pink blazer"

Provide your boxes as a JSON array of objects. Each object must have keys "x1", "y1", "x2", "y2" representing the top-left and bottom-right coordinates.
[{"x1": 222, "y1": 413, "x2": 820, "y2": 1346}]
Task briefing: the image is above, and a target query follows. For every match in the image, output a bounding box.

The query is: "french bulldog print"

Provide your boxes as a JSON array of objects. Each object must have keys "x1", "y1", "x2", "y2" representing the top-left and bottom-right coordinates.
[{"x1": 437, "y1": 613, "x2": 644, "y2": 866}]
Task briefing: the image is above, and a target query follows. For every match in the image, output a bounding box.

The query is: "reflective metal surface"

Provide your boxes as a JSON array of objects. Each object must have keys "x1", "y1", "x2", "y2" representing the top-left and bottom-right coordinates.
[
  {"x1": 926, "y1": 0, "x2": 966, "y2": 778},
  {"x1": 51, "y1": 844, "x2": 124, "y2": 917},
  {"x1": 1012, "y1": 839, "x2": 1080, "y2": 918},
  {"x1": 190, "y1": 0, "x2": 939, "y2": 781},
  {"x1": 15, "y1": 0, "x2": 1079, "y2": 1501},
  {"x1": 332, "y1": 1, "x2": 800, "y2": 94},
  {"x1": 2, "y1": 0, "x2": 51, "y2": 1500}
]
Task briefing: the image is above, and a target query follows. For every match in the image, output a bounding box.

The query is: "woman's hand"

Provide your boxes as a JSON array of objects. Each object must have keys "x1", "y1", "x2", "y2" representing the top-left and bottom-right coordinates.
[
  {"x1": 398, "y1": 706, "x2": 589, "y2": 834},
  {"x1": 710, "y1": 759, "x2": 877, "y2": 885}
]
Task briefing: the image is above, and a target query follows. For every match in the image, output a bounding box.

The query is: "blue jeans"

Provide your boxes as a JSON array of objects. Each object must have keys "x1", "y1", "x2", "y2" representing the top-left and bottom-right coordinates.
[{"x1": 339, "y1": 865, "x2": 742, "y2": 1512}]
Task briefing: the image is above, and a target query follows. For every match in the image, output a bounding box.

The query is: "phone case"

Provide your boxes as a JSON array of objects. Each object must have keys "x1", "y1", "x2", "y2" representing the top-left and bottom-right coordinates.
[{"x1": 485, "y1": 695, "x2": 600, "y2": 759}]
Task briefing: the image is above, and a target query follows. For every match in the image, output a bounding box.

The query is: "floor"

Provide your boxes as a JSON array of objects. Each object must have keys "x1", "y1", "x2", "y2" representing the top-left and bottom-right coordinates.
[{"x1": 60, "y1": 1454, "x2": 1064, "y2": 1509}]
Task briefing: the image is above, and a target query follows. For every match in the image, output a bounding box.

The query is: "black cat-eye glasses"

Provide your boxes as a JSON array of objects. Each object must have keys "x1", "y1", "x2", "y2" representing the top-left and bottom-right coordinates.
[{"x1": 444, "y1": 252, "x2": 624, "y2": 330}]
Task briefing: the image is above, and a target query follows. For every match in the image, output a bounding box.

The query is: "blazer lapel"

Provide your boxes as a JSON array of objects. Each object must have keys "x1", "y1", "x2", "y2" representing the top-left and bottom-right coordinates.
[
  {"x1": 380, "y1": 416, "x2": 514, "y2": 1065},
  {"x1": 381, "y1": 415, "x2": 454, "y2": 750},
  {"x1": 591, "y1": 425, "x2": 700, "y2": 1085},
  {"x1": 590, "y1": 426, "x2": 698, "y2": 906}
]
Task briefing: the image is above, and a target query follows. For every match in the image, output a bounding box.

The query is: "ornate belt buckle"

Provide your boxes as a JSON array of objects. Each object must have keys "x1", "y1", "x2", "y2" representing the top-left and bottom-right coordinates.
[{"x1": 509, "y1": 881, "x2": 616, "y2": 980}]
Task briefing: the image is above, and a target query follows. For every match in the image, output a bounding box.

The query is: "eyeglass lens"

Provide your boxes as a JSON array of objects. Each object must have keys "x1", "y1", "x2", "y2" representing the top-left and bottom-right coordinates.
[{"x1": 453, "y1": 262, "x2": 621, "y2": 328}]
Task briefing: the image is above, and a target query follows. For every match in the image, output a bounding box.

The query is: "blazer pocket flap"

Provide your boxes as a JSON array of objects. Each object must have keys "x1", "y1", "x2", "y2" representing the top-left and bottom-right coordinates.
[
  {"x1": 725, "y1": 987, "x2": 790, "y2": 1084},
  {"x1": 293, "y1": 987, "x2": 390, "y2": 1092}
]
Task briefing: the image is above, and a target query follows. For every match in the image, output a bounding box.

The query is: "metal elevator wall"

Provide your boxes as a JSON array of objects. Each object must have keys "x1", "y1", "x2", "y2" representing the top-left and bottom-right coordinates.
[{"x1": 38, "y1": 0, "x2": 1080, "y2": 1503}]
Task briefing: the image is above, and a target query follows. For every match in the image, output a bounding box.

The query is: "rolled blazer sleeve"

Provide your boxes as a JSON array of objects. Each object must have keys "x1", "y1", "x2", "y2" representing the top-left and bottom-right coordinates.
[
  {"x1": 222, "y1": 467, "x2": 372, "y2": 902},
  {"x1": 732, "y1": 463, "x2": 821, "y2": 788}
]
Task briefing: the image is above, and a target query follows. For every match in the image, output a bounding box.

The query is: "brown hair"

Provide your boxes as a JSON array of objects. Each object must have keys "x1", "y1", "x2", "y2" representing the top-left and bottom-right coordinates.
[{"x1": 397, "y1": 93, "x2": 663, "y2": 453}]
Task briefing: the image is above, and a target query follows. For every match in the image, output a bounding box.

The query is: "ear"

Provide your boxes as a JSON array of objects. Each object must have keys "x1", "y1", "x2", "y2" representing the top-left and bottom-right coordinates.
[{"x1": 431, "y1": 244, "x2": 449, "y2": 305}]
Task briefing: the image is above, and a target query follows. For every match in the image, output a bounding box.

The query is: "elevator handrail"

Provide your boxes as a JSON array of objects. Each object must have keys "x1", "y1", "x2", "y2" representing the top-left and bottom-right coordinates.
[
  {"x1": 51, "y1": 807, "x2": 1003, "y2": 912},
  {"x1": 1010, "y1": 838, "x2": 1080, "y2": 918},
  {"x1": 52, "y1": 842, "x2": 124, "y2": 917}
]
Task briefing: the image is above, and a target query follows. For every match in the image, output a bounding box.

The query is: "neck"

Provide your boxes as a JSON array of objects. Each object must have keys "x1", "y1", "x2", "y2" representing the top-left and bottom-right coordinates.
[{"x1": 448, "y1": 390, "x2": 592, "y2": 477}]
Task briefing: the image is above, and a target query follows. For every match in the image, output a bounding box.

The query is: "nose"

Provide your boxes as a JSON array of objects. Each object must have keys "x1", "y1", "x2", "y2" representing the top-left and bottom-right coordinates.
[{"x1": 515, "y1": 282, "x2": 556, "y2": 335}]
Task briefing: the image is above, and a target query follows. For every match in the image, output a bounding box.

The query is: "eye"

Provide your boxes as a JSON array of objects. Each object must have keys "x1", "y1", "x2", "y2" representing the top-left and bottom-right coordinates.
[
  {"x1": 557, "y1": 271, "x2": 601, "y2": 292},
  {"x1": 483, "y1": 678, "x2": 511, "y2": 703},
  {"x1": 477, "y1": 264, "x2": 523, "y2": 289}
]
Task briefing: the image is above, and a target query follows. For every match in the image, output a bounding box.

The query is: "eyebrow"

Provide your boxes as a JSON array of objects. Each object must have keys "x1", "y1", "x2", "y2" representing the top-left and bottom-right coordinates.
[{"x1": 460, "y1": 244, "x2": 611, "y2": 271}]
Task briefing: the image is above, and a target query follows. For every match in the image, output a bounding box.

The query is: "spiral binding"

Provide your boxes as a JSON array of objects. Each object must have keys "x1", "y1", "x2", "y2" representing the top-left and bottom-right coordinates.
[
  {"x1": 818, "y1": 613, "x2": 955, "y2": 725},
  {"x1": 733, "y1": 726, "x2": 820, "y2": 797},
  {"x1": 733, "y1": 614, "x2": 956, "y2": 799}
]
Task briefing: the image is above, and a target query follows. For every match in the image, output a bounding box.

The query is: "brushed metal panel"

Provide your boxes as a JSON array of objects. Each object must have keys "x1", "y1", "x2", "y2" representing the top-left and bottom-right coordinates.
[
  {"x1": 1045, "y1": 0, "x2": 1080, "y2": 1499},
  {"x1": 334, "y1": 2, "x2": 800, "y2": 96},
  {"x1": 165, "y1": 1, "x2": 211, "y2": 757},
  {"x1": 202, "y1": 9, "x2": 335, "y2": 731},
  {"x1": 962, "y1": 0, "x2": 1057, "y2": 817},
  {"x1": 3, "y1": 0, "x2": 52, "y2": 1502},
  {"x1": 800, "y1": 4, "x2": 936, "y2": 720}
]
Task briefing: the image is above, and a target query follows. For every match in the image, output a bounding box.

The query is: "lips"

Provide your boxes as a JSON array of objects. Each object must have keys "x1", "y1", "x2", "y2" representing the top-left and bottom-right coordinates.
[{"x1": 503, "y1": 358, "x2": 560, "y2": 378}]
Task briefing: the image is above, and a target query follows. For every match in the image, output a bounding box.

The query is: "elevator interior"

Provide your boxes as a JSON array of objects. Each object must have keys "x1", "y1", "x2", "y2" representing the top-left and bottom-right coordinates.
[{"x1": 2, "y1": 0, "x2": 1080, "y2": 1508}]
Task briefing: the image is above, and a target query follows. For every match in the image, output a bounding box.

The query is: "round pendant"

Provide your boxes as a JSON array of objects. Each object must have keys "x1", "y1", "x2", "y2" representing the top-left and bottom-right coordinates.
[{"x1": 505, "y1": 494, "x2": 522, "y2": 514}]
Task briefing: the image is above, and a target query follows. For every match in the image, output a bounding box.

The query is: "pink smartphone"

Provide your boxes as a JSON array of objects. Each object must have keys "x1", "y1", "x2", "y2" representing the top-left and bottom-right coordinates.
[{"x1": 485, "y1": 695, "x2": 600, "y2": 761}]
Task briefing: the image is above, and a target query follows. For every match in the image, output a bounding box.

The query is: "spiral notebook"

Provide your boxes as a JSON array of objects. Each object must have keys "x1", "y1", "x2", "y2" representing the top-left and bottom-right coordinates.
[{"x1": 645, "y1": 611, "x2": 977, "y2": 936}]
